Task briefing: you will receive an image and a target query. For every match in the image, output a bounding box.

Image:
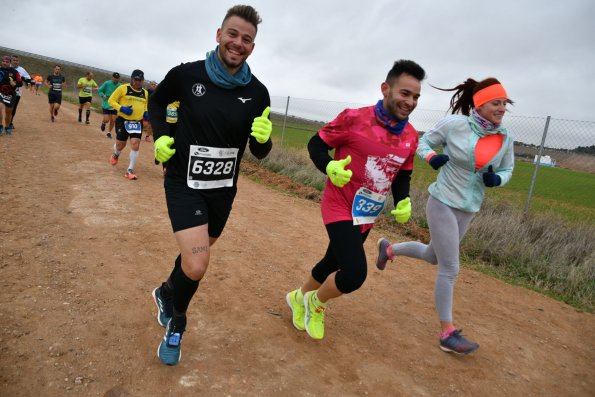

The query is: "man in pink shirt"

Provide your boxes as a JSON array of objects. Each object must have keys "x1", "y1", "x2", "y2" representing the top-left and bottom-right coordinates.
[{"x1": 286, "y1": 59, "x2": 426, "y2": 340}]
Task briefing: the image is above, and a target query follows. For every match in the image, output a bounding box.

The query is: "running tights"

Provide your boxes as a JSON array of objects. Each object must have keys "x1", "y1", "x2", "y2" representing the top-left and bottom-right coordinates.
[
  {"x1": 11, "y1": 96, "x2": 20, "y2": 120},
  {"x1": 311, "y1": 221, "x2": 370, "y2": 294},
  {"x1": 390, "y1": 196, "x2": 474, "y2": 322}
]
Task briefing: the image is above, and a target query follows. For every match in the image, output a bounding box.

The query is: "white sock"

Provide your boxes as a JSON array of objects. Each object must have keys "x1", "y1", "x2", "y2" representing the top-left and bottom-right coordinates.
[
  {"x1": 128, "y1": 150, "x2": 139, "y2": 171},
  {"x1": 113, "y1": 144, "x2": 120, "y2": 156}
]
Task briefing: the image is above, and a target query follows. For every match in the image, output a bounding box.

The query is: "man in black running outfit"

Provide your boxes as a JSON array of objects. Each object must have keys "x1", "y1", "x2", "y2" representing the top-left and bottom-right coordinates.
[
  {"x1": 46, "y1": 65, "x2": 65, "y2": 122},
  {"x1": 148, "y1": 4, "x2": 272, "y2": 366}
]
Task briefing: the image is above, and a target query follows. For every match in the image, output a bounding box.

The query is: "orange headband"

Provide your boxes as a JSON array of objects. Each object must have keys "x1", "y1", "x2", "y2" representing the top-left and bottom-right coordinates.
[{"x1": 473, "y1": 84, "x2": 508, "y2": 107}]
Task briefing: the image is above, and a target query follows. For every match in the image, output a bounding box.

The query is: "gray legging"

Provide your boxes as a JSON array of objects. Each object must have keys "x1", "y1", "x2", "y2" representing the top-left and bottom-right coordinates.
[{"x1": 390, "y1": 195, "x2": 475, "y2": 322}]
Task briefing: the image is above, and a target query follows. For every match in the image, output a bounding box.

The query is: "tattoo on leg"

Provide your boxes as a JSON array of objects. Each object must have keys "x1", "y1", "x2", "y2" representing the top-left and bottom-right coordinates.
[{"x1": 191, "y1": 245, "x2": 209, "y2": 254}]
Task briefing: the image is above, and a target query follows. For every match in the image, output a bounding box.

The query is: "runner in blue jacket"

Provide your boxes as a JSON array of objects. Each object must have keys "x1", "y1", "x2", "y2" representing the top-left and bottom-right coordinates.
[{"x1": 377, "y1": 77, "x2": 515, "y2": 356}]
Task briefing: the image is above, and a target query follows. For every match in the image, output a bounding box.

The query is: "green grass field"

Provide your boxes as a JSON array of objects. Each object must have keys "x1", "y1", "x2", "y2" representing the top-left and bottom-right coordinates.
[{"x1": 270, "y1": 123, "x2": 595, "y2": 225}]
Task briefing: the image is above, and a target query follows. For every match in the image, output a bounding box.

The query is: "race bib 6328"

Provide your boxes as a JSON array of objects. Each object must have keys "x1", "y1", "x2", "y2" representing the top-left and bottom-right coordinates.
[{"x1": 186, "y1": 145, "x2": 239, "y2": 189}]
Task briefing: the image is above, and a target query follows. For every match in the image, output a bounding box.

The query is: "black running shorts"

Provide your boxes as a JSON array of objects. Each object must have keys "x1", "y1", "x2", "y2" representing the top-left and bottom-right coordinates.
[
  {"x1": 48, "y1": 92, "x2": 62, "y2": 104},
  {"x1": 164, "y1": 177, "x2": 235, "y2": 237},
  {"x1": 78, "y1": 96, "x2": 92, "y2": 105},
  {"x1": 115, "y1": 117, "x2": 143, "y2": 141}
]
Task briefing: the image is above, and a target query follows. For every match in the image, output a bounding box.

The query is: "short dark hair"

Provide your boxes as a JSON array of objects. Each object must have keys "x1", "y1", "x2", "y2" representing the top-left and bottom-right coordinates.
[
  {"x1": 386, "y1": 60, "x2": 426, "y2": 84},
  {"x1": 222, "y1": 5, "x2": 262, "y2": 32}
]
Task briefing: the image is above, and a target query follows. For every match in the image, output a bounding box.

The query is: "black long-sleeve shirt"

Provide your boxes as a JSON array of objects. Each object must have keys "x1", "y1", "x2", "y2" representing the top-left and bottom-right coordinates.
[{"x1": 149, "y1": 60, "x2": 272, "y2": 188}]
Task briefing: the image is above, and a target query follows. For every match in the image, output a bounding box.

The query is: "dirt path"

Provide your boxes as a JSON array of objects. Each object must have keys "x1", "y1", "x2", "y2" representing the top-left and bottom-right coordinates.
[{"x1": 0, "y1": 92, "x2": 593, "y2": 397}]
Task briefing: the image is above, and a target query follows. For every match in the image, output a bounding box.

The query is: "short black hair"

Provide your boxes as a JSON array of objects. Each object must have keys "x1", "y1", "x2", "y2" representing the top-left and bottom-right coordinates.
[{"x1": 386, "y1": 59, "x2": 426, "y2": 84}]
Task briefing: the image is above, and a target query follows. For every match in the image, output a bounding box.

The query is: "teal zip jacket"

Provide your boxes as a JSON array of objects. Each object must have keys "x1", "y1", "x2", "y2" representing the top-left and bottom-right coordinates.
[
  {"x1": 97, "y1": 80, "x2": 122, "y2": 110},
  {"x1": 417, "y1": 114, "x2": 514, "y2": 213}
]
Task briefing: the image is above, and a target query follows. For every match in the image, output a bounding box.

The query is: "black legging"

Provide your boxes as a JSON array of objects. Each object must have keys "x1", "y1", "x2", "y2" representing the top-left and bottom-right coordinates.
[
  {"x1": 11, "y1": 95, "x2": 21, "y2": 121},
  {"x1": 311, "y1": 220, "x2": 370, "y2": 294}
]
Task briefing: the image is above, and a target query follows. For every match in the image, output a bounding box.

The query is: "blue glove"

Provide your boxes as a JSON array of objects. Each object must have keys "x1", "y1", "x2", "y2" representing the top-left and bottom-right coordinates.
[
  {"x1": 143, "y1": 111, "x2": 149, "y2": 121},
  {"x1": 120, "y1": 106, "x2": 133, "y2": 115},
  {"x1": 483, "y1": 165, "x2": 501, "y2": 187},
  {"x1": 428, "y1": 154, "x2": 449, "y2": 170}
]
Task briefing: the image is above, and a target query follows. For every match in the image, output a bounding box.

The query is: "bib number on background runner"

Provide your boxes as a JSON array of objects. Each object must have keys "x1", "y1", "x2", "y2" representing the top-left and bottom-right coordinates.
[
  {"x1": 166, "y1": 106, "x2": 178, "y2": 123},
  {"x1": 352, "y1": 187, "x2": 386, "y2": 225},
  {"x1": 0, "y1": 93, "x2": 12, "y2": 104},
  {"x1": 186, "y1": 145, "x2": 239, "y2": 189},
  {"x1": 124, "y1": 121, "x2": 142, "y2": 133},
  {"x1": 83, "y1": 86, "x2": 92, "y2": 94}
]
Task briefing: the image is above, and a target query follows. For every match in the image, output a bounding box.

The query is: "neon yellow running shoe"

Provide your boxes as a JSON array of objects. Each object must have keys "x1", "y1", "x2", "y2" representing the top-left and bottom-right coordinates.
[
  {"x1": 285, "y1": 289, "x2": 305, "y2": 331},
  {"x1": 304, "y1": 291, "x2": 325, "y2": 340}
]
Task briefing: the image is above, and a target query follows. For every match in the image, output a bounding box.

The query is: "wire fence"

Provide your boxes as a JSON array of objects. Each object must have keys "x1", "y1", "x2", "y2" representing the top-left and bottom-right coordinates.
[{"x1": 270, "y1": 95, "x2": 595, "y2": 213}]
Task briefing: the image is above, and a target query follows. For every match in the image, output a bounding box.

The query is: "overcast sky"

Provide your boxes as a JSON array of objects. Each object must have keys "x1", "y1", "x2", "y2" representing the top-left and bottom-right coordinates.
[{"x1": 4, "y1": 0, "x2": 595, "y2": 122}]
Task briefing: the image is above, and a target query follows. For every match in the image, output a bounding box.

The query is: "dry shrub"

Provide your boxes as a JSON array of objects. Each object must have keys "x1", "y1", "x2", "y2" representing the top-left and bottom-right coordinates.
[{"x1": 464, "y1": 198, "x2": 595, "y2": 310}]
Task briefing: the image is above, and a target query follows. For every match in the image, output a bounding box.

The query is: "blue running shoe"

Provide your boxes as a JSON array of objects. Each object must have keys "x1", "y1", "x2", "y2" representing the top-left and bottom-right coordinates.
[
  {"x1": 439, "y1": 329, "x2": 479, "y2": 355},
  {"x1": 158, "y1": 319, "x2": 184, "y2": 365},
  {"x1": 152, "y1": 287, "x2": 173, "y2": 327},
  {"x1": 0, "y1": 126, "x2": 3, "y2": 136},
  {"x1": 5, "y1": 127, "x2": 11, "y2": 136}
]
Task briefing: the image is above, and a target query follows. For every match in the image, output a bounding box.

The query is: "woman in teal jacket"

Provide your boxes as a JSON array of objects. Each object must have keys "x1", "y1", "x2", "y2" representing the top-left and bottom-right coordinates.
[{"x1": 376, "y1": 77, "x2": 514, "y2": 356}]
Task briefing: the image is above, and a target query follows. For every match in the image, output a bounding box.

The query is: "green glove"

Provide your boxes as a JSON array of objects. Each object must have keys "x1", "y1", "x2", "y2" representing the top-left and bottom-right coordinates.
[
  {"x1": 250, "y1": 106, "x2": 272, "y2": 144},
  {"x1": 154, "y1": 135, "x2": 176, "y2": 163},
  {"x1": 326, "y1": 155, "x2": 352, "y2": 188},
  {"x1": 391, "y1": 197, "x2": 411, "y2": 224}
]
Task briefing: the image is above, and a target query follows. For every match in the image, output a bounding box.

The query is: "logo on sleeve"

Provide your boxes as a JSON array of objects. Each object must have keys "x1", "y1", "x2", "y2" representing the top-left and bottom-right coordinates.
[
  {"x1": 192, "y1": 83, "x2": 206, "y2": 97},
  {"x1": 237, "y1": 97, "x2": 252, "y2": 103}
]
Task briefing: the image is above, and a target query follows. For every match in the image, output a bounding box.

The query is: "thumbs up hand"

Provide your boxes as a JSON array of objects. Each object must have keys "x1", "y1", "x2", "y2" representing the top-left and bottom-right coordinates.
[
  {"x1": 326, "y1": 155, "x2": 352, "y2": 188},
  {"x1": 482, "y1": 165, "x2": 501, "y2": 187},
  {"x1": 391, "y1": 197, "x2": 411, "y2": 224},
  {"x1": 250, "y1": 106, "x2": 272, "y2": 144}
]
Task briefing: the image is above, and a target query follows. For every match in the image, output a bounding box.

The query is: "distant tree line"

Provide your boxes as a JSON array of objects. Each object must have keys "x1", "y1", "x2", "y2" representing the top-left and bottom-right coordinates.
[
  {"x1": 515, "y1": 142, "x2": 595, "y2": 155},
  {"x1": 574, "y1": 145, "x2": 595, "y2": 155}
]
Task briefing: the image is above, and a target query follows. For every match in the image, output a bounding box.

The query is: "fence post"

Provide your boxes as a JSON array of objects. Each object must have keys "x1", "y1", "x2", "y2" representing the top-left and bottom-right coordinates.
[
  {"x1": 524, "y1": 116, "x2": 551, "y2": 215},
  {"x1": 281, "y1": 96, "x2": 290, "y2": 146}
]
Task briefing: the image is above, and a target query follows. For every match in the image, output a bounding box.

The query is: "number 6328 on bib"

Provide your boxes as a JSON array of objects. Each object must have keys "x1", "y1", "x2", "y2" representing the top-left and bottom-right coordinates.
[{"x1": 186, "y1": 146, "x2": 239, "y2": 189}]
